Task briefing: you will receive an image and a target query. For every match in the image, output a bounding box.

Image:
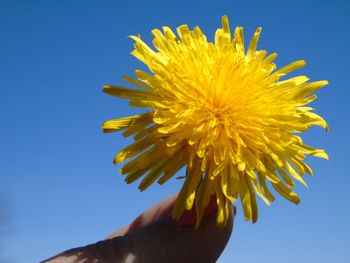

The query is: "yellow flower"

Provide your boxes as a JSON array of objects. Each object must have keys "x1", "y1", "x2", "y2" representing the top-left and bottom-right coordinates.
[{"x1": 103, "y1": 16, "x2": 328, "y2": 227}]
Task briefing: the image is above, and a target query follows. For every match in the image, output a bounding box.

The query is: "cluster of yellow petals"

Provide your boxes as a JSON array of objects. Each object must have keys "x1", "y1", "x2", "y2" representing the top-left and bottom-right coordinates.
[{"x1": 103, "y1": 16, "x2": 328, "y2": 227}]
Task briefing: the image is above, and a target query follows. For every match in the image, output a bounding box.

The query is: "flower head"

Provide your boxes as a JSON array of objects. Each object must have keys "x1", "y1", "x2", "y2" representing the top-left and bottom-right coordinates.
[{"x1": 103, "y1": 16, "x2": 328, "y2": 227}]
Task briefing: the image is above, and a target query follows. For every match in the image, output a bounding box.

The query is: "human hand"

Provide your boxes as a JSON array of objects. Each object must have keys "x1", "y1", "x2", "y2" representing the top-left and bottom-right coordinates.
[{"x1": 42, "y1": 194, "x2": 234, "y2": 263}]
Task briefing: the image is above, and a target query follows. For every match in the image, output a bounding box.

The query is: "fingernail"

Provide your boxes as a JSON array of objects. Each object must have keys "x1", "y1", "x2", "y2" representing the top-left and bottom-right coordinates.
[{"x1": 172, "y1": 195, "x2": 217, "y2": 227}]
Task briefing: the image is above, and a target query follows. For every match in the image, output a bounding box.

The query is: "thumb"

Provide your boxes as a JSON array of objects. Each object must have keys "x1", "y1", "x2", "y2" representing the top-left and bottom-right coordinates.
[{"x1": 126, "y1": 203, "x2": 234, "y2": 263}]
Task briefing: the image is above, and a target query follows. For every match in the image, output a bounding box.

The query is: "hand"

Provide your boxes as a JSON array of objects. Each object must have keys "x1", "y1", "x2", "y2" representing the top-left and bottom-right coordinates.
[{"x1": 42, "y1": 194, "x2": 234, "y2": 263}]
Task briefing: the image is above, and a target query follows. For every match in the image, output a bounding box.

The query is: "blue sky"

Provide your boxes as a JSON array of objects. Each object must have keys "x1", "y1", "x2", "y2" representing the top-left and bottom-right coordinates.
[{"x1": 0, "y1": 0, "x2": 349, "y2": 262}]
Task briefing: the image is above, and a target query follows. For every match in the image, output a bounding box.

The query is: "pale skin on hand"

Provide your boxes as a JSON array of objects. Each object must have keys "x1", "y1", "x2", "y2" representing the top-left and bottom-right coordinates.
[{"x1": 42, "y1": 194, "x2": 234, "y2": 263}]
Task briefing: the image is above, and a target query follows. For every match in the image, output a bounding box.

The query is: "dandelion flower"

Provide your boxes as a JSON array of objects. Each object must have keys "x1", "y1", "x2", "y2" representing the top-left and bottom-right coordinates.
[{"x1": 103, "y1": 16, "x2": 328, "y2": 227}]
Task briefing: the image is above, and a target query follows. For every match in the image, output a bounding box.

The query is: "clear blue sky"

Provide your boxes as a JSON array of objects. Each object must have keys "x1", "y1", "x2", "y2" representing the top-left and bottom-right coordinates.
[{"x1": 0, "y1": 0, "x2": 349, "y2": 262}]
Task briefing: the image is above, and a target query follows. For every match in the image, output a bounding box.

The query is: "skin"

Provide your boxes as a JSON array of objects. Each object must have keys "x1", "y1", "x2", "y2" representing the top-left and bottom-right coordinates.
[{"x1": 42, "y1": 194, "x2": 234, "y2": 263}]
